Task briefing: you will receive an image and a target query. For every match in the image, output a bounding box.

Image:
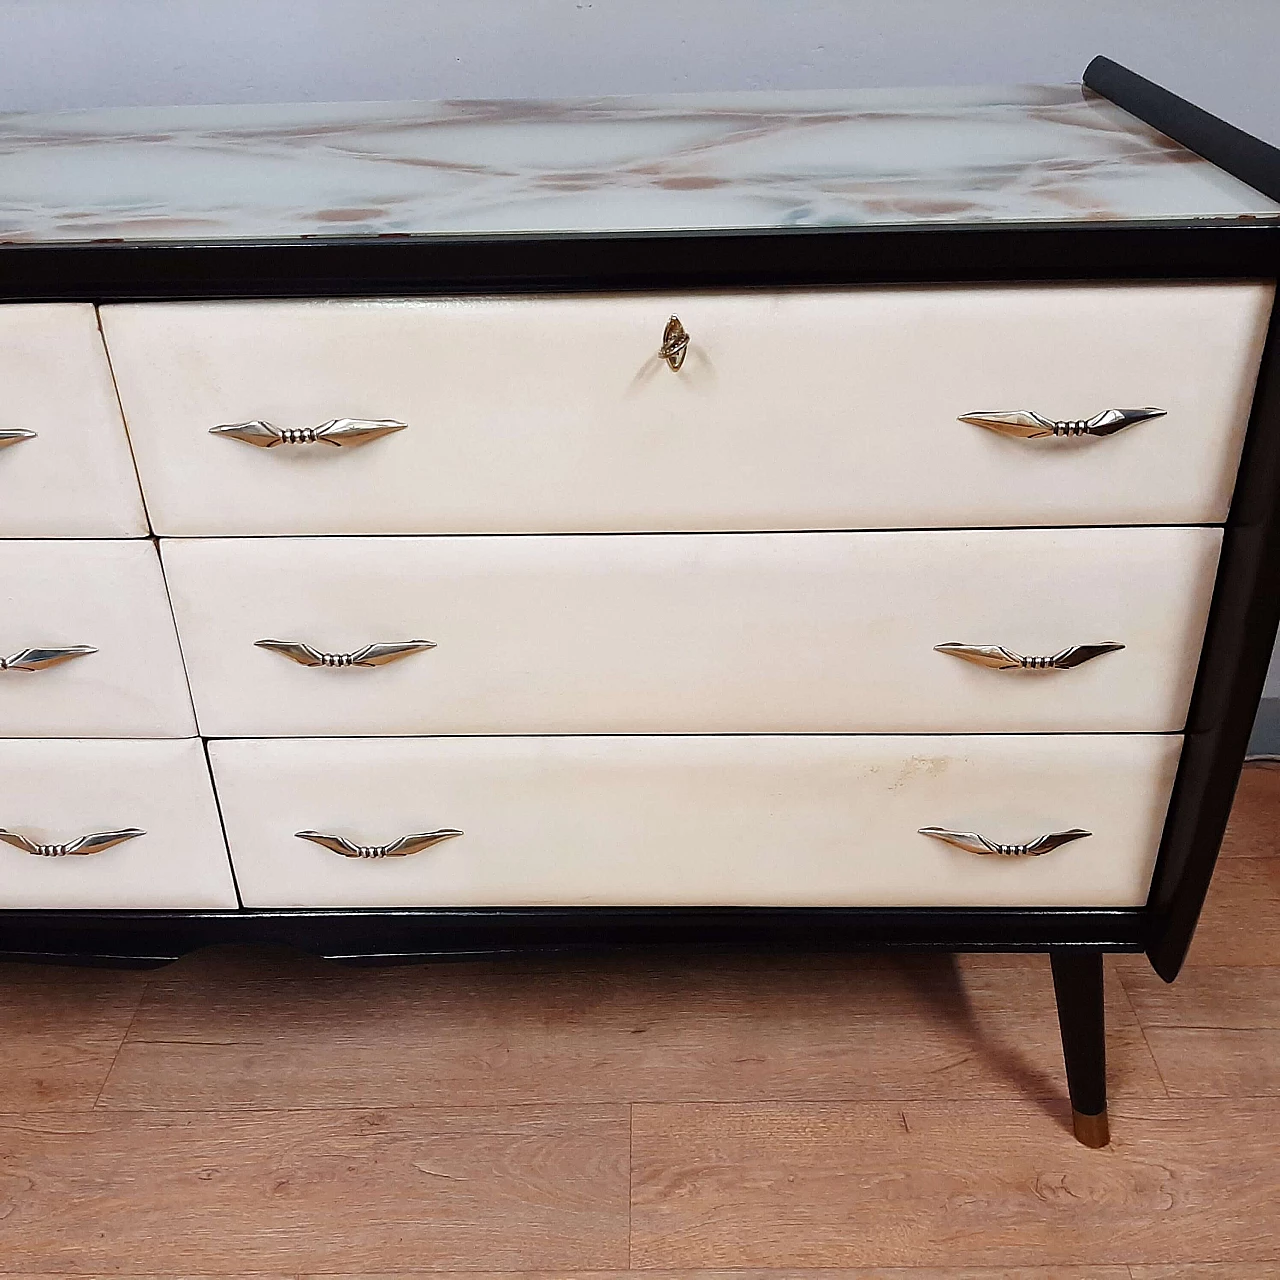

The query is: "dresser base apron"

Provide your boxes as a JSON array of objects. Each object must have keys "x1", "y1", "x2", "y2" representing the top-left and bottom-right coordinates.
[{"x1": 0, "y1": 905, "x2": 1144, "y2": 968}]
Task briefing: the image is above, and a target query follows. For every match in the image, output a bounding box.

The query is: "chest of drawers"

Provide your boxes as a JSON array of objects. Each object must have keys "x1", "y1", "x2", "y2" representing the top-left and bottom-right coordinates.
[{"x1": 4, "y1": 57, "x2": 1280, "y2": 1146}]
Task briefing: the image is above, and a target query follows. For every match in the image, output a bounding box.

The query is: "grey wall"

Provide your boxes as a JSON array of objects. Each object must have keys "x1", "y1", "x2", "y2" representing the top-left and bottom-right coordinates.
[
  {"x1": 2, "y1": 0, "x2": 1279, "y2": 145},
  {"x1": 4, "y1": 0, "x2": 1280, "y2": 712}
]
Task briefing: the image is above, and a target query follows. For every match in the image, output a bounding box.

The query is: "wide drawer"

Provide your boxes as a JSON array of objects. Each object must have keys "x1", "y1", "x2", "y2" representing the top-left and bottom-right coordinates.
[
  {"x1": 208, "y1": 734, "x2": 1181, "y2": 909},
  {"x1": 0, "y1": 739, "x2": 237, "y2": 909},
  {"x1": 0, "y1": 541, "x2": 196, "y2": 737},
  {"x1": 163, "y1": 527, "x2": 1219, "y2": 736},
  {"x1": 0, "y1": 304, "x2": 148, "y2": 537},
  {"x1": 101, "y1": 283, "x2": 1270, "y2": 535}
]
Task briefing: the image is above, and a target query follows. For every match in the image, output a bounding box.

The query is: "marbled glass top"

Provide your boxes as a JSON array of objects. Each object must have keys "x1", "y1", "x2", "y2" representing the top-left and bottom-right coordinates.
[{"x1": 1, "y1": 84, "x2": 1275, "y2": 245}]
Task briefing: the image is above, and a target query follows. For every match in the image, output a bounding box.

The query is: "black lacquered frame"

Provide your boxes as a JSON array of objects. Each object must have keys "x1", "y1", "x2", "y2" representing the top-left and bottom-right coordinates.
[{"x1": 1, "y1": 57, "x2": 1279, "y2": 980}]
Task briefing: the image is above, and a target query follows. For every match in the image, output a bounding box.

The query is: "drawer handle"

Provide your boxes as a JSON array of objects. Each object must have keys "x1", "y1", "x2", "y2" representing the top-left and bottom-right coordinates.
[
  {"x1": 295, "y1": 829, "x2": 463, "y2": 859},
  {"x1": 210, "y1": 418, "x2": 407, "y2": 449},
  {"x1": 0, "y1": 429, "x2": 37, "y2": 451},
  {"x1": 0, "y1": 826, "x2": 145, "y2": 857},
  {"x1": 659, "y1": 315, "x2": 690, "y2": 372},
  {"x1": 255, "y1": 639, "x2": 436, "y2": 668},
  {"x1": 0, "y1": 645, "x2": 98, "y2": 672},
  {"x1": 959, "y1": 408, "x2": 1165, "y2": 439},
  {"x1": 918, "y1": 826, "x2": 1091, "y2": 857},
  {"x1": 935, "y1": 642, "x2": 1124, "y2": 671}
]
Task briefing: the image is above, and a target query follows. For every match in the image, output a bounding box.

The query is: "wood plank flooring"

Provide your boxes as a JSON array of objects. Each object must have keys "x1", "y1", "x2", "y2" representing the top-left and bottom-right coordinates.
[{"x1": 2, "y1": 762, "x2": 1280, "y2": 1276}]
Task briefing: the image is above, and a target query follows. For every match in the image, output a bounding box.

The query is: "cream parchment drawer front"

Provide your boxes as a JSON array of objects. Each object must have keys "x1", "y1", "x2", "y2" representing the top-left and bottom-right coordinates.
[
  {"x1": 102, "y1": 283, "x2": 1270, "y2": 535},
  {"x1": 0, "y1": 304, "x2": 148, "y2": 537},
  {"x1": 0, "y1": 541, "x2": 196, "y2": 737},
  {"x1": 209, "y1": 734, "x2": 1181, "y2": 909},
  {"x1": 0, "y1": 739, "x2": 236, "y2": 909},
  {"x1": 163, "y1": 527, "x2": 1219, "y2": 737}
]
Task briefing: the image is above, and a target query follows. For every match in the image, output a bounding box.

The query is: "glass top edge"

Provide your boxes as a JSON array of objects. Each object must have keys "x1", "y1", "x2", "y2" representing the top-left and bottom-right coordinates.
[{"x1": 4, "y1": 213, "x2": 1280, "y2": 251}]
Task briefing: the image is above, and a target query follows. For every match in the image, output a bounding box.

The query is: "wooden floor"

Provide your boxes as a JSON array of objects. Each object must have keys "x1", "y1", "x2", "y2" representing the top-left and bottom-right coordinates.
[{"x1": 3, "y1": 767, "x2": 1280, "y2": 1277}]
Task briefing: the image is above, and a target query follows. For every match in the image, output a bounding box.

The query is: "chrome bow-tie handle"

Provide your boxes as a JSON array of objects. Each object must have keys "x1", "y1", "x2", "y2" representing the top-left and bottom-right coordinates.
[
  {"x1": 919, "y1": 827, "x2": 1091, "y2": 858},
  {"x1": 296, "y1": 829, "x2": 462, "y2": 859},
  {"x1": 0, "y1": 645, "x2": 97, "y2": 672},
  {"x1": 256, "y1": 639, "x2": 436, "y2": 668},
  {"x1": 659, "y1": 315, "x2": 690, "y2": 372},
  {"x1": 935, "y1": 642, "x2": 1124, "y2": 671},
  {"x1": 959, "y1": 408, "x2": 1165, "y2": 440},
  {"x1": 0, "y1": 827, "x2": 145, "y2": 857},
  {"x1": 210, "y1": 418, "x2": 407, "y2": 449},
  {"x1": 0, "y1": 429, "x2": 37, "y2": 451}
]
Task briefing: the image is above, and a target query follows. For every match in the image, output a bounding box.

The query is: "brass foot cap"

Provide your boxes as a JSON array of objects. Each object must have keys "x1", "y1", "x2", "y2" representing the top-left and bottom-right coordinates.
[{"x1": 1072, "y1": 1108, "x2": 1111, "y2": 1148}]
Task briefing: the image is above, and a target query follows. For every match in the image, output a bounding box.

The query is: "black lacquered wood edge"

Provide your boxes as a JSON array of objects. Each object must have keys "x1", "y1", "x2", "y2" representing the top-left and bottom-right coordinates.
[
  {"x1": 1, "y1": 221, "x2": 1279, "y2": 303},
  {"x1": 1084, "y1": 56, "x2": 1280, "y2": 205},
  {"x1": 1077, "y1": 60, "x2": 1280, "y2": 978},
  {"x1": 1143, "y1": 296, "x2": 1280, "y2": 979},
  {"x1": 0, "y1": 907, "x2": 1145, "y2": 968}
]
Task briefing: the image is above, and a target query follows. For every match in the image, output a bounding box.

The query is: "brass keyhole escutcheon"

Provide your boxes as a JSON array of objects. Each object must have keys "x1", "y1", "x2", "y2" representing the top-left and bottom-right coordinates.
[{"x1": 659, "y1": 315, "x2": 690, "y2": 371}]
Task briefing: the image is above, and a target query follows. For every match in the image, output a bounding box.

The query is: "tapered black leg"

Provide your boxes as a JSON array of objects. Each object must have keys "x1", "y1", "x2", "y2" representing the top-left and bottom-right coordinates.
[{"x1": 1049, "y1": 948, "x2": 1110, "y2": 1147}]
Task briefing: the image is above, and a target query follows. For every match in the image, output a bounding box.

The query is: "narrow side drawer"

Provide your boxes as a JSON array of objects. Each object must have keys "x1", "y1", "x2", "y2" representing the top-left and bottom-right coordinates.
[{"x1": 0, "y1": 739, "x2": 236, "y2": 909}]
